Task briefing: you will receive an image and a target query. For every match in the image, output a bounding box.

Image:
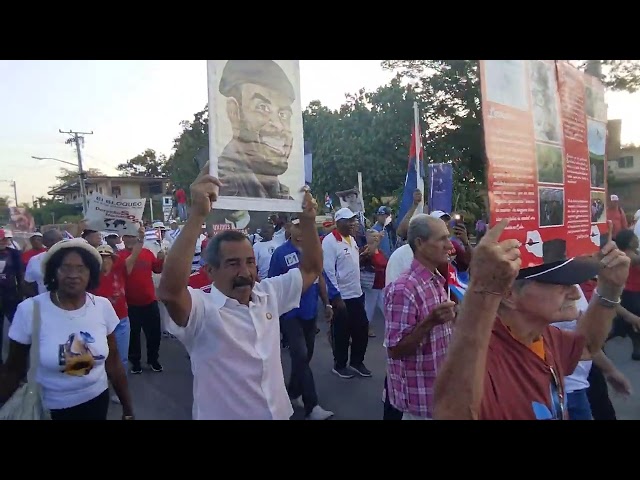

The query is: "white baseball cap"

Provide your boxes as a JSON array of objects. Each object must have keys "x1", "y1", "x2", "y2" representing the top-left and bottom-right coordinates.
[
  {"x1": 152, "y1": 221, "x2": 167, "y2": 230},
  {"x1": 30, "y1": 232, "x2": 43, "y2": 238},
  {"x1": 334, "y1": 208, "x2": 357, "y2": 222},
  {"x1": 430, "y1": 210, "x2": 451, "y2": 220},
  {"x1": 611, "y1": 194, "x2": 619, "y2": 201}
]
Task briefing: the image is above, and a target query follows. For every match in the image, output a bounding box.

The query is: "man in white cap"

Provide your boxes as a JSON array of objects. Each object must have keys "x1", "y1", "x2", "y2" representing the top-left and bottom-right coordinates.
[
  {"x1": 22, "y1": 232, "x2": 46, "y2": 266},
  {"x1": 607, "y1": 194, "x2": 628, "y2": 239},
  {"x1": 322, "y1": 207, "x2": 371, "y2": 379}
]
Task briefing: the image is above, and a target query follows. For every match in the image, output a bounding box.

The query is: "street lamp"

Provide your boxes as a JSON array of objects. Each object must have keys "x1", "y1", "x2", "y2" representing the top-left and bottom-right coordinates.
[
  {"x1": 31, "y1": 155, "x2": 87, "y2": 215},
  {"x1": 31, "y1": 156, "x2": 78, "y2": 167}
]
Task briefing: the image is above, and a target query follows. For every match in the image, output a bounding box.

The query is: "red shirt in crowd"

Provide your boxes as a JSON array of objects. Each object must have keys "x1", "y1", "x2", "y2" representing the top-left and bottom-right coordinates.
[
  {"x1": 175, "y1": 188, "x2": 187, "y2": 205},
  {"x1": 369, "y1": 250, "x2": 388, "y2": 290},
  {"x1": 91, "y1": 258, "x2": 128, "y2": 319},
  {"x1": 189, "y1": 266, "x2": 212, "y2": 293},
  {"x1": 117, "y1": 248, "x2": 163, "y2": 306},
  {"x1": 22, "y1": 247, "x2": 46, "y2": 266}
]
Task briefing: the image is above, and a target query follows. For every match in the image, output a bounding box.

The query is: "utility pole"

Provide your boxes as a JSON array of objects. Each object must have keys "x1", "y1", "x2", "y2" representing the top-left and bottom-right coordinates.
[
  {"x1": 60, "y1": 129, "x2": 93, "y2": 216},
  {"x1": 11, "y1": 181, "x2": 17, "y2": 207}
]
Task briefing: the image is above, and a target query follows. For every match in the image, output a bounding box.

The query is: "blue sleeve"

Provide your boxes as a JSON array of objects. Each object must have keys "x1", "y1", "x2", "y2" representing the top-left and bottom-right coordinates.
[
  {"x1": 267, "y1": 247, "x2": 284, "y2": 278},
  {"x1": 323, "y1": 271, "x2": 340, "y2": 301}
]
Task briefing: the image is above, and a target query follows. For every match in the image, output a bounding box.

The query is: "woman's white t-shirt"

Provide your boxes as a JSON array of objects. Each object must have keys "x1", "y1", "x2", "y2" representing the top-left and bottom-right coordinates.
[{"x1": 8, "y1": 292, "x2": 120, "y2": 410}]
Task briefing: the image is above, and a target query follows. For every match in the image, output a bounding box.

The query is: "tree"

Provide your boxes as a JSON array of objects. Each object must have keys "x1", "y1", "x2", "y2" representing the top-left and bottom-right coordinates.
[
  {"x1": 382, "y1": 59, "x2": 640, "y2": 219},
  {"x1": 54, "y1": 167, "x2": 104, "y2": 187},
  {"x1": 163, "y1": 107, "x2": 209, "y2": 189},
  {"x1": 303, "y1": 80, "x2": 432, "y2": 212},
  {"x1": 117, "y1": 148, "x2": 168, "y2": 177},
  {"x1": 577, "y1": 60, "x2": 640, "y2": 93}
]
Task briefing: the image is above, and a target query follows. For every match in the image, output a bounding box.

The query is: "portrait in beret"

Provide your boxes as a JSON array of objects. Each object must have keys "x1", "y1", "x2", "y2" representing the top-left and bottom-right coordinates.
[{"x1": 207, "y1": 60, "x2": 305, "y2": 213}]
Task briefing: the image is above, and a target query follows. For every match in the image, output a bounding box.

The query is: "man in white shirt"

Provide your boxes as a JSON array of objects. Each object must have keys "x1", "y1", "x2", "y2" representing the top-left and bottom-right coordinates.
[
  {"x1": 24, "y1": 228, "x2": 63, "y2": 297},
  {"x1": 158, "y1": 164, "x2": 323, "y2": 420},
  {"x1": 253, "y1": 223, "x2": 280, "y2": 281},
  {"x1": 323, "y1": 207, "x2": 371, "y2": 379}
]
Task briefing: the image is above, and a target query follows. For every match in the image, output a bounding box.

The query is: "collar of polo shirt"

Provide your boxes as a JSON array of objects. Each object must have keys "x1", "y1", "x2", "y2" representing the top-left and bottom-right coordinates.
[{"x1": 209, "y1": 283, "x2": 269, "y2": 309}]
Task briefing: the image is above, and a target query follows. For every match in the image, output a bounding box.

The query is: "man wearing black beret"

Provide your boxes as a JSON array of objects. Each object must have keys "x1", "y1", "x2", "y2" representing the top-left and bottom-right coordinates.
[{"x1": 217, "y1": 60, "x2": 296, "y2": 200}]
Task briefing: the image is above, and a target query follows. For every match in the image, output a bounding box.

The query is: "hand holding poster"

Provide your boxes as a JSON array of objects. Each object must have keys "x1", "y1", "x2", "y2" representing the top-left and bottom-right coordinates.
[
  {"x1": 479, "y1": 60, "x2": 607, "y2": 268},
  {"x1": 85, "y1": 194, "x2": 146, "y2": 236},
  {"x1": 206, "y1": 60, "x2": 305, "y2": 213}
]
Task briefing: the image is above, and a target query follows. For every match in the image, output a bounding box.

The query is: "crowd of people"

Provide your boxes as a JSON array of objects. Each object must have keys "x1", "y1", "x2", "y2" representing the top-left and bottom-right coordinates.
[{"x1": 1, "y1": 172, "x2": 640, "y2": 420}]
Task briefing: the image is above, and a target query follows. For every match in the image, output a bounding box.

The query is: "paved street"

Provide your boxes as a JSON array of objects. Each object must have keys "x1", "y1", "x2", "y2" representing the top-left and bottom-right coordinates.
[{"x1": 106, "y1": 311, "x2": 640, "y2": 420}]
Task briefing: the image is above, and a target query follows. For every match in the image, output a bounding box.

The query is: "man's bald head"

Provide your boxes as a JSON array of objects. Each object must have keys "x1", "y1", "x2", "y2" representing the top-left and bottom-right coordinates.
[{"x1": 42, "y1": 229, "x2": 63, "y2": 248}]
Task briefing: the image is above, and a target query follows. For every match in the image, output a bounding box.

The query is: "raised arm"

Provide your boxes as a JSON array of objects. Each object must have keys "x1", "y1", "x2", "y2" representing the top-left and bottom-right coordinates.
[
  {"x1": 396, "y1": 190, "x2": 422, "y2": 240},
  {"x1": 157, "y1": 163, "x2": 221, "y2": 328},
  {"x1": 298, "y1": 189, "x2": 323, "y2": 293},
  {"x1": 433, "y1": 220, "x2": 521, "y2": 420},
  {"x1": 125, "y1": 228, "x2": 146, "y2": 275},
  {"x1": 576, "y1": 223, "x2": 630, "y2": 357}
]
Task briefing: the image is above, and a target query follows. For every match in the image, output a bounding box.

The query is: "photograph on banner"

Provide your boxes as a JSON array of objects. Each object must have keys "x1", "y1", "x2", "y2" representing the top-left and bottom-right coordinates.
[
  {"x1": 427, "y1": 163, "x2": 453, "y2": 214},
  {"x1": 206, "y1": 60, "x2": 305, "y2": 213},
  {"x1": 479, "y1": 59, "x2": 607, "y2": 268},
  {"x1": 85, "y1": 194, "x2": 146, "y2": 236}
]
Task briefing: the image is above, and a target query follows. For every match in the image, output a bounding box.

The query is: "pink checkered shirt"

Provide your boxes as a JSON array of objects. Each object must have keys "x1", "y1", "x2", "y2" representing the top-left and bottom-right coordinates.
[{"x1": 383, "y1": 258, "x2": 453, "y2": 418}]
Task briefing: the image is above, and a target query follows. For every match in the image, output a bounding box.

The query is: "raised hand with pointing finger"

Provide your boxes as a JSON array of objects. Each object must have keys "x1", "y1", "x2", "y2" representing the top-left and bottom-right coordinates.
[{"x1": 467, "y1": 219, "x2": 522, "y2": 296}]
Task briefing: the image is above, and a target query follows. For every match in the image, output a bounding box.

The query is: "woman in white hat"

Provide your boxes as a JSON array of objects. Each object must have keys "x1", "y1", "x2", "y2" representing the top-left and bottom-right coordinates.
[{"x1": 0, "y1": 238, "x2": 134, "y2": 420}]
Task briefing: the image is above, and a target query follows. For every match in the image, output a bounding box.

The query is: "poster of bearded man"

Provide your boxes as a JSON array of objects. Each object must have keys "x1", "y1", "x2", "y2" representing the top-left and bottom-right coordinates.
[{"x1": 206, "y1": 60, "x2": 305, "y2": 213}]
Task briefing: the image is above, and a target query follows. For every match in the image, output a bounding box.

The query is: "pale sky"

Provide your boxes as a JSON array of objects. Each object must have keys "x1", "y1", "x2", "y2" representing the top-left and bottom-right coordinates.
[{"x1": 0, "y1": 60, "x2": 637, "y2": 205}]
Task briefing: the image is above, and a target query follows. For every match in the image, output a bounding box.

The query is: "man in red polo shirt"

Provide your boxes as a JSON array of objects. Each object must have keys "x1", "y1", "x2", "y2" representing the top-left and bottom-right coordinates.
[{"x1": 118, "y1": 231, "x2": 165, "y2": 374}]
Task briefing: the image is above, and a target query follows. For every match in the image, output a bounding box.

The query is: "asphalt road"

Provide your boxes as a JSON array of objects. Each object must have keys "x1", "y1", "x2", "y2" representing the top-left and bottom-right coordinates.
[{"x1": 2, "y1": 314, "x2": 639, "y2": 420}]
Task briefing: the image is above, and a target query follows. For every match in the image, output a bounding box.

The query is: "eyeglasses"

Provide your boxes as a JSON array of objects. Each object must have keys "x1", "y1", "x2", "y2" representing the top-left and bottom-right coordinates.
[{"x1": 58, "y1": 264, "x2": 90, "y2": 275}]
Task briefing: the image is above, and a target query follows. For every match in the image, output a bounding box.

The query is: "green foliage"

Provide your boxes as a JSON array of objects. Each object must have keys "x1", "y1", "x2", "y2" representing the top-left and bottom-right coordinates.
[
  {"x1": 163, "y1": 107, "x2": 209, "y2": 190},
  {"x1": 117, "y1": 149, "x2": 167, "y2": 177},
  {"x1": 30, "y1": 201, "x2": 81, "y2": 226}
]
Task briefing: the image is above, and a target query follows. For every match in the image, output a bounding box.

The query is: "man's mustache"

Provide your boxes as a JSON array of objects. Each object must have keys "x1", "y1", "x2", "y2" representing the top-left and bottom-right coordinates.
[{"x1": 233, "y1": 276, "x2": 253, "y2": 288}]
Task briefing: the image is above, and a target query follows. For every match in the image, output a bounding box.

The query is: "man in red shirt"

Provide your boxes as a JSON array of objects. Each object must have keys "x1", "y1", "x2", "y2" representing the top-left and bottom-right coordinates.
[
  {"x1": 21, "y1": 232, "x2": 46, "y2": 266},
  {"x1": 434, "y1": 222, "x2": 630, "y2": 420},
  {"x1": 175, "y1": 187, "x2": 188, "y2": 221},
  {"x1": 118, "y1": 230, "x2": 165, "y2": 374}
]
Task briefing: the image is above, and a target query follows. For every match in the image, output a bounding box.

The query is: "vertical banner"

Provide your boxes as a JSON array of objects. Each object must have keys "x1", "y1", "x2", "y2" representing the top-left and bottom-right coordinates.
[
  {"x1": 427, "y1": 163, "x2": 453, "y2": 214},
  {"x1": 206, "y1": 60, "x2": 305, "y2": 213},
  {"x1": 479, "y1": 60, "x2": 607, "y2": 268}
]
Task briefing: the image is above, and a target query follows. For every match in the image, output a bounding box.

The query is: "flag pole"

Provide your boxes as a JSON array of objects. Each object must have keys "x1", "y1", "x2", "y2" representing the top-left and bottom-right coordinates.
[{"x1": 413, "y1": 102, "x2": 425, "y2": 207}]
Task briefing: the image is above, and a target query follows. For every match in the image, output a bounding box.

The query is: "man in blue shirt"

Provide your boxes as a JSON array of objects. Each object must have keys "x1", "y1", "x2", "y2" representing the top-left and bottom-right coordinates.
[
  {"x1": 268, "y1": 219, "x2": 335, "y2": 420},
  {"x1": 372, "y1": 206, "x2": 397, "y2": 259}
]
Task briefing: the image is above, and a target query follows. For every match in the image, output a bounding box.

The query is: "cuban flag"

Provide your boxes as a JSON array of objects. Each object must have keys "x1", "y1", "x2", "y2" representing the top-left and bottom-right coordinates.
[
  {"x1": 448, "y1": 263, "x2": 469, "y2": 301},
  {"x1": 397, "y1": 126, "x2": 425, "y2": 224}
]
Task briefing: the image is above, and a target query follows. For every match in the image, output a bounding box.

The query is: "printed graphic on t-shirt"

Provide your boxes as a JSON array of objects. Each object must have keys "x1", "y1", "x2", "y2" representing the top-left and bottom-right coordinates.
[
  {"x1": 58, "y1": 332, "x2": 105, "y2": 376},
  {"x1": 284, "y1": 252, "x2": 299, "y2": 267},
  {"x1": 531, "y1": 383, "x2": 566, "y2": 420}
]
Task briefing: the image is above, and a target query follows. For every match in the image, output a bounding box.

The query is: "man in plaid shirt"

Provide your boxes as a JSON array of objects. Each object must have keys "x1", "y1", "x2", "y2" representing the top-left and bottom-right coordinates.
[{"x1": 383, "y1": 214, "x2": 456, "y2": 420}]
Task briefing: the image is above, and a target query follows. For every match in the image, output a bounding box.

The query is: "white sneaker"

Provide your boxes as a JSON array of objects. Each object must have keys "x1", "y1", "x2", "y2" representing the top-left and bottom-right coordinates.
[
  {"x1": 306, "y1": 405, "x2": 334, "y2": 420},
  {"x1": 291, "y1": 396, "x2": 304, "y2": 408},
  {"x1": 111, "y1": 394, "x2": 121, "y2": 404}
]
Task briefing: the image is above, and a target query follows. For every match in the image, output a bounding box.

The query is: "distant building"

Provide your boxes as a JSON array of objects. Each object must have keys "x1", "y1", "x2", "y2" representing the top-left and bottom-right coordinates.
[
  {"x1": 48, "y1": 176, "x2": 170, "y2": 221},
  {"x1": 608, "y1": 119, "x2": 640, "y2": 215}
]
